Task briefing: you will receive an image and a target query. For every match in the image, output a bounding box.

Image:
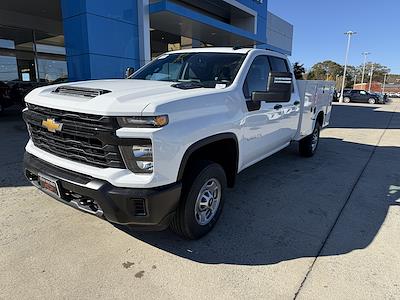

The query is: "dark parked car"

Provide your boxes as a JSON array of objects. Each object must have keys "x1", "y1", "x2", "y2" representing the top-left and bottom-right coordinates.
[
  {"x1": 342, "y1": 89, "x2": 383, "y2": 104},
  {"x1": 0, "y1": 81, "x2": 47, "y2": 114}
]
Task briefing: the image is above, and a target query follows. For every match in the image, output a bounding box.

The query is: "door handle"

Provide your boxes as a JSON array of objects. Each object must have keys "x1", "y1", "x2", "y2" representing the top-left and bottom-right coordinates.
[
  {"x1": 274, "y1": 104, "x2": 283, "y2": 110},
  {"x1": 294, "y1": 101, "x2": 300, "y2": 106}
]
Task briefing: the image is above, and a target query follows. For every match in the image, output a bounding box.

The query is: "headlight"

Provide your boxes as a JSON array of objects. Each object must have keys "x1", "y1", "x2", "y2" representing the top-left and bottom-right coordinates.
[
  {"x1": 119, "y1": 140, "x2": 153, "y2": 173},
  {"x1": 117, "y1": 115, "x2": 168, "y2": 128}
]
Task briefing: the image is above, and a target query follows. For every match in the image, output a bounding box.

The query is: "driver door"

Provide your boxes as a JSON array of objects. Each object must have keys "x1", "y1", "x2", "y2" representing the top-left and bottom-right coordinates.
[{"x1": 240, "y1": 55, "x2": 299, "y2": 168}]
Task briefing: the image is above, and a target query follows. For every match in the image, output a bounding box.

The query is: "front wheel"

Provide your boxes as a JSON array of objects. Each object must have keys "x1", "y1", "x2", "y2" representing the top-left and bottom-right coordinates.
[
  {"x1": 170, "y1": 161, "x2": 227, "y2": 239},
  {"x1": 343, "y1": 97, "x2": 351, "y2": 103},
  {"x1": 299, "y1": 122, "x2": 321, "y2": 157},
  {"x1": 368, "y1": 98, "x2": 376, "y2": 104}
]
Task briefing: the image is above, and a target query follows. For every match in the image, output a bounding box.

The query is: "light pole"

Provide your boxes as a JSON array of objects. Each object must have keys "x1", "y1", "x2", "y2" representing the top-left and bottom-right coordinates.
[
  {"x1": 368, "y1": 63, "x2": 374, "y2": 93},
  {"x1": 340, "y1": 31, "x2": 357, "y2": 103},
  {"x1": 361, "y1": 52, "x2": 371, "y2": 84},
  {"x1": 382, "y1": 73, "x2": 388, "y2": 94},
  {"x1": 353, "y1": 74, "x2": 357, "y2": 88}
]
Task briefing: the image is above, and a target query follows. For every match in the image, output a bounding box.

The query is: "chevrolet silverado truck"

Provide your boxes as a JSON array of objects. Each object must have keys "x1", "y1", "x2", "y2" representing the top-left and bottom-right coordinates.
[{"x1": 23, "y1": 48, "x2": 334, "y2": 239}]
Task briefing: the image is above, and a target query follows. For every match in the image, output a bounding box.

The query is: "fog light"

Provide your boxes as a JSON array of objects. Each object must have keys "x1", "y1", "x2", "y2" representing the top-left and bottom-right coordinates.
[{"x1": 120, "y1": 140, "x2": 154, "y2": 173}]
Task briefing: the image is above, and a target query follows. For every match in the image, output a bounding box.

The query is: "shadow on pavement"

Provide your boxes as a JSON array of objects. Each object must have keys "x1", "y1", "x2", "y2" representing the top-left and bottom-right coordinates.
[
  {"x1": 330, "y1": 103, "x2": 399, "y2": 129},
  {"x1": 0, "y1": 106, "x2": 30, "y2": 188},
  {"x1": 121, "y1": 137, "x2": 399, "y2": 266}
]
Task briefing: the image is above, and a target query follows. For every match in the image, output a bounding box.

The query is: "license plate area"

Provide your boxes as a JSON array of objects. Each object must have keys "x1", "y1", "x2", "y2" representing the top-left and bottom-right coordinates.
[{"x1": 38, "y1": 173, "x2": 61, "y2": 198}]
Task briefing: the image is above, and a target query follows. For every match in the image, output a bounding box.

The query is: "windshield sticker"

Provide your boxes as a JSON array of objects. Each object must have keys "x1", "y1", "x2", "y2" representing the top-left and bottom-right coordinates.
[{"x1": 215, "y1": 83, "x2": 227, "y2": 89}]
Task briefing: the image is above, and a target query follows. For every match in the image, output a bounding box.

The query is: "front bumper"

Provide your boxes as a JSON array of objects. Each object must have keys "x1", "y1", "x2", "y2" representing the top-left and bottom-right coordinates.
[{"x1": 23, "y1": 152, "x2": 182, "y2": 230}]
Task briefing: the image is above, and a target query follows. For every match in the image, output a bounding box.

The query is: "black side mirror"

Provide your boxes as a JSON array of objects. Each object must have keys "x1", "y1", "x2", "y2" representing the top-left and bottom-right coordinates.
[
  {"x1": 251, "y1": 71, "x2": 293, "y2": 102},
  {"x1": 125, "y1": 67, "x2": 135, "y2": 78}
]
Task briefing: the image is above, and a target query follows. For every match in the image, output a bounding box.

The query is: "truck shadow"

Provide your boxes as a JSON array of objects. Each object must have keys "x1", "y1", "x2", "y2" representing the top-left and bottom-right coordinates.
[{"x1": 121, "y1": 137, "x2": 399, "y2": 266}]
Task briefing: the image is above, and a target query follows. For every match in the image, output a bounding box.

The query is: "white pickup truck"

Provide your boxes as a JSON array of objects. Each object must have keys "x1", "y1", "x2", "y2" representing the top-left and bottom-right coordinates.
[{"x1": 23, "y1": 48, "x2": 334, "y2": 239}]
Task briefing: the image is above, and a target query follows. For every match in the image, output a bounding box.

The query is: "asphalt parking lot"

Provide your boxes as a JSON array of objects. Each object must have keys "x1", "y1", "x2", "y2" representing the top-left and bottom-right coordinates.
[{"x1": 1, "y1": 100, "x2": 399, "y2": 299}]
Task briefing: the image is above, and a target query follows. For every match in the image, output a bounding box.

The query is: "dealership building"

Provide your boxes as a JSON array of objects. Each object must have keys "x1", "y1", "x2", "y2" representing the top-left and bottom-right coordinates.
[{"x1": 0, "y1": 0, "x2": 293, "y2": 83}]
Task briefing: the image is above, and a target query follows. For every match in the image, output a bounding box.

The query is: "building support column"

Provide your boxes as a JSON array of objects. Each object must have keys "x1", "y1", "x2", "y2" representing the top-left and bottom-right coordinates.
[
  {"x1": 137, "y1": 0, "x2": 151, "y2": 66},
  {"x1": 60, "y1": 0, "x2": 141, "y2": 81}
]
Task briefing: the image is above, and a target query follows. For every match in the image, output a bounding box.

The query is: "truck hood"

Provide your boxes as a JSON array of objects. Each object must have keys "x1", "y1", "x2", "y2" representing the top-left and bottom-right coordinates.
[{"x1": 25, "y1": 79, "x2": 227, "y2": 116}]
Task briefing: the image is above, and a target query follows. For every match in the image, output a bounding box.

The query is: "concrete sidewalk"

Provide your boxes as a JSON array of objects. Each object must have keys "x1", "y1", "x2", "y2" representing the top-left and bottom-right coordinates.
[
  {"x1": 0, "y1": 100, "x2": 399, "y2": 299},
  {"x1": 297, "y1": 101, "x2": 400, "y2": 299}
]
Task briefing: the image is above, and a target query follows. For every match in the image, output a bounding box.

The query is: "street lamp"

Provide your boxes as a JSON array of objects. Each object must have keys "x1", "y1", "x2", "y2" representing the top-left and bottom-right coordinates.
[
  {"x1": 361, "y1": 52, "x2": 371, "y2": 84},
  {"x1": 368, "y1": 63, "x2": 374, "y2": 93},
  {"x1": 340, "y1": 31, "x2": 357, "y2": 103},
  {"x1": 382, "y1": 73, "x2": 388, "y2": 94}
]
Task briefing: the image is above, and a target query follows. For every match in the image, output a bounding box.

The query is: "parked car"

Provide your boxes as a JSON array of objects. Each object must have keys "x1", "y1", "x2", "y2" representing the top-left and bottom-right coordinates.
[
  {"x1": 0, "y1": 81, "x2": 47, "y2": 114},
  {"x1": 342, "y1": 89, "x2": 383, "y2": 104},
  {"x1": 389, "y1": 92, "x2": 400, "y2": 98},
  {"x1": 22, "y1": 48, "x2": 335, "y2": 239},
  {"x1": 0, "y1": 81, "x2": 12, "y2": 113}
]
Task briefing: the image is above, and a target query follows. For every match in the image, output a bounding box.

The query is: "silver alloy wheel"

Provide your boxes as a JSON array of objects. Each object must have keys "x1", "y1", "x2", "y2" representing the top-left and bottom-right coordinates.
[
  {"x1": 344, "y1": 97, "x2": 351, "y2": 103},
  {"x1": 194, "y1": 178, "x2": 221, "y2": 226},
  {"x1": 311, "y1": 126, "x2": 319, "y2": 152},
  {"x1": 368, "y1": 98, "x2": 376, "y2": 104}
]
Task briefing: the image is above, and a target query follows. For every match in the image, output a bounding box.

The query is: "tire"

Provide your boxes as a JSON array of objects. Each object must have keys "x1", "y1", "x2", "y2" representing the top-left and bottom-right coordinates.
[
  {"x1": 170, "y1": 160, "x2": 227, "y2": 239},
  {"x1": 343, "y1": 97, "x2": 351, "y2": 103},
  {"x1": 299, "y1": 122, "x2": 321, "y2": 157},
  {"x1": 368, "y1": 98, "x2": 376, "y2": 104}
]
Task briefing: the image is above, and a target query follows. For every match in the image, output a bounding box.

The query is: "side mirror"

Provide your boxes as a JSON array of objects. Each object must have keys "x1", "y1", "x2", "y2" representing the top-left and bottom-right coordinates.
[
  {"x1": 125, "y1": 67, "x2": 135, "y2": 78},
  {"x1": 251, "y1": 71, "x2": 293, "y2": 102}
]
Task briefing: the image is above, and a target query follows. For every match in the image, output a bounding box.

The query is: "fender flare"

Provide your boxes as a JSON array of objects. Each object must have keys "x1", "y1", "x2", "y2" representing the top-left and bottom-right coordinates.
[{"x1": 176, "y1": 133, "x2": 239, "y2": 182}]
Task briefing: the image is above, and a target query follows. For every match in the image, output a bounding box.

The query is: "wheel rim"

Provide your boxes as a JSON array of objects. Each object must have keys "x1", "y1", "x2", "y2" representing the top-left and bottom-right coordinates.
[
  {"x1": 369, "y1": 98, "x2": 375, "y2": 104},
  {"x1": 344, "y1": 97, "x2": 350, "y2": 103},
  {"x1": 311, "y1": 126, "x2": 319, "y2": 152},
  {"x1": 194, "y1": 178, "x2": 221, "y2": 226}
]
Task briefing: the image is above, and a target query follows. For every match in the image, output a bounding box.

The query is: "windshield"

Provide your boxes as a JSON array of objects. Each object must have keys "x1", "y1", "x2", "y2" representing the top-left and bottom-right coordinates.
[{"x1": 131, "y1": 52, "x2": 246, "y2": 88}]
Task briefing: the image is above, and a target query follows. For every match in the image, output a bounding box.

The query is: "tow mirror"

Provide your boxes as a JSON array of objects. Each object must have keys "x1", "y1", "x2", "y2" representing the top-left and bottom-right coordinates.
[
  {"x1": 125, "y1": 67, "x2": 135, "y2": 78},
  {"x1": 251, "y1": 71, "x2": 293, "y2": 102}
]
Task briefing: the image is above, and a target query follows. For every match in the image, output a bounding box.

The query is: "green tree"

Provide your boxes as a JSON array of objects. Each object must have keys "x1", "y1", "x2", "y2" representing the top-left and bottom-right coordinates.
[
  {"x1": 355, "y1": 62, "x2": 391, "y2": 83},
  {"x1": 293, "y1": 62, "x2": 305, "y2": 80},
  {"x1": 307, "y1": 60, "x2": 344, "y2": 81}
]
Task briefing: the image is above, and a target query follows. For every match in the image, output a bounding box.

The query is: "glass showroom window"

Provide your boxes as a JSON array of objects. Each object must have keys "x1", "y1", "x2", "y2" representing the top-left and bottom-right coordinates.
[
  {"x1": 0, "y1": 25, "x2": 36, "y2": 82},
  {"x1": 0, "y1": 25, "x2": 68, "y2": 84},
  {"x1": 35, "y1": 31, "x2": 68, "y2": 83}
]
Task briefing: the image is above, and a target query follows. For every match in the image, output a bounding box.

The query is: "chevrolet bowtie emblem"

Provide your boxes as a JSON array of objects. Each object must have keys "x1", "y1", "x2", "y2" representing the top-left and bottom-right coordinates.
[{"x1": 42, "y1": 118, "x2": 63, "y2": 133}]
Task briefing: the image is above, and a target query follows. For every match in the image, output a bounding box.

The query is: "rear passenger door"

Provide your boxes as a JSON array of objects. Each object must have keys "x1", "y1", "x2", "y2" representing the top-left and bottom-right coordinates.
[{"x1": 350, "y1": 90, "x2": 359, "y2": 102}]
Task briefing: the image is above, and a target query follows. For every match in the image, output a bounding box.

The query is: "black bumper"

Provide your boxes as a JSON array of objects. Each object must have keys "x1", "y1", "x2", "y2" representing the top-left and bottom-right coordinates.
[{"x1": 23, "y1": 152, "x2": 182, "y2": 230}]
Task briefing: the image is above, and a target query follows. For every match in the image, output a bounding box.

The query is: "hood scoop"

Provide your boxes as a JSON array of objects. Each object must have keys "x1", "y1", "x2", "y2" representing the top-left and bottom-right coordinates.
[{"x1": 52, "y1": 86, "x2": 111, "y2": 98}]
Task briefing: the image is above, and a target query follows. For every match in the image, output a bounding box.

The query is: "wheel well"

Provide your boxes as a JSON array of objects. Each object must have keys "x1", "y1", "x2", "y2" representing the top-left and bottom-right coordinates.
[
  {"x1": 316, "y1": 111, "x2": 324, "y2": 126},
  {"x1": 178, "y1": 136, "x2": 238, "y2": 188}
]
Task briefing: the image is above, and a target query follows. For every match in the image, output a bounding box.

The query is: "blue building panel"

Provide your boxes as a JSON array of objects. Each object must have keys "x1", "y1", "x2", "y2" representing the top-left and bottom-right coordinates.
[{"x1": 61, "y1": 0, "x2": 141, "y2": 81}]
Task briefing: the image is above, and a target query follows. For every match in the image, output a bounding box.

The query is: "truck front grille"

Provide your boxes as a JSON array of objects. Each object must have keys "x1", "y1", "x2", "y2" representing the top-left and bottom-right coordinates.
[{"x1": 23, "y1": 104, "x2": 126, "y2": 169}]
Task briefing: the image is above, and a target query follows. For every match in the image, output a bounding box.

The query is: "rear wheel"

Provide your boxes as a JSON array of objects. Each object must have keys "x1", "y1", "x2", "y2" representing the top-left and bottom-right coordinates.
[
  {"x1": 170, "y1": 160, "x2": 227, "y2": 239},
  {"x1": 343, "y1": 97, "x2": 351, "y2": 103},
  {"x1": 368, "y1": 98, "x2": 376, "y2": 104},
  {"x1": 299, "y1": 122, "x2": 321, "y2": 157}
]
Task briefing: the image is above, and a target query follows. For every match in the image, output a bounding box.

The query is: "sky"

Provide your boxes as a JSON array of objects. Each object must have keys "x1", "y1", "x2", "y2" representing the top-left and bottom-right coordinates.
[{"x1": 268, "y1": 0, "x2": 400, "y2": 74}]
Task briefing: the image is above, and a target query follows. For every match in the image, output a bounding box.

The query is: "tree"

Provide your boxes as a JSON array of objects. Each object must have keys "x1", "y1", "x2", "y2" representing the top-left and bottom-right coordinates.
[
  {"x1": 355, "y1": 62, "x2": 391, "y2": 84},
  {"x1": 293, "y1": 62, "x2": 305, "y2": 80},
  {"x1": 307, "y1": 60, "x2": 343, "y2": 81}
]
